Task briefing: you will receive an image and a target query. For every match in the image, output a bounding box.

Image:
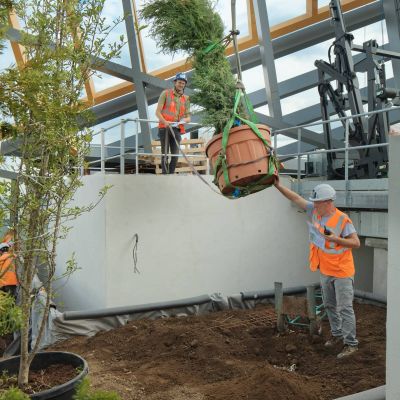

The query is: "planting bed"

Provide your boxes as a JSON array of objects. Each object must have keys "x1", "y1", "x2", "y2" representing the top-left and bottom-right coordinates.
[{"x1": 50, "y1": 302, "x2": 385, "y2": 400}]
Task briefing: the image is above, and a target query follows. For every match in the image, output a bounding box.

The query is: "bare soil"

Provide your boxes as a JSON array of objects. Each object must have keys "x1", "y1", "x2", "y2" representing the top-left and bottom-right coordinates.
[
  {"x1": 47, "y1": 301, "x2": 385, "y2": 400},
  {"x1": 0, "y1": 363, "x2": 77, "y2": 394}
]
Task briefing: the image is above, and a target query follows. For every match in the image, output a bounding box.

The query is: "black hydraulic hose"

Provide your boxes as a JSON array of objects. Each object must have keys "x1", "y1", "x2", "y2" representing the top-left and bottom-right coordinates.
[{"x1": 63, "y1": 294, "x2": 212, "y2": 321}]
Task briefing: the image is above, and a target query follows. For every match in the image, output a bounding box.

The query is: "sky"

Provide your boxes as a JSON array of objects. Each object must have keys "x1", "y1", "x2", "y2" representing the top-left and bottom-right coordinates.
[{"x1": 0, "y1": 0, "x2": 392, "y2": 147}]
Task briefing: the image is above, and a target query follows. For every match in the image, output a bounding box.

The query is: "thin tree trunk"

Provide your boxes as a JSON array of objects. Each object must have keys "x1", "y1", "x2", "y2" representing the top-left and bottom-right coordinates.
[{"x1": 18, "y1": 286, "x2": 32, "y2": 386}]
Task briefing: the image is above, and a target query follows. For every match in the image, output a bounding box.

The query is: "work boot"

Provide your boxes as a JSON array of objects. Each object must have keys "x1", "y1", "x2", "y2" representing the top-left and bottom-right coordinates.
[
  {"x1": 324, "y1": 336, "x2": 342, "y2": 348},
  {"x1": 337, "y1": 345, "x2": 358, "y2": 359}
]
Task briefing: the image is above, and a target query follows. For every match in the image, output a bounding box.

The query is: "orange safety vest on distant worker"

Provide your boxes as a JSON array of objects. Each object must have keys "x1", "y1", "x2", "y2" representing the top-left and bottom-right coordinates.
[
  {"x1": 0, "y1": 252, "x2": 18, "y2": 287},
  {"x1": 158, "y1": 89, "x2": 188, "y2": 134},
  {"x1": 309, "y1": 208, "x2": 355, "y2": 278}
]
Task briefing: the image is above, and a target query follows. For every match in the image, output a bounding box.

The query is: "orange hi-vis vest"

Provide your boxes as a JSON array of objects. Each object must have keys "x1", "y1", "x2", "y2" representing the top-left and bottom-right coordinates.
[
  {"x1": 309, "y1": 208, "x2": 355, "y2": 278},
  {"x1": 0, "y1": 252, "x2": 18, "y2": 287},
  {"x1": 158, "y1": 89, "x2": 187, "y2": 134}
]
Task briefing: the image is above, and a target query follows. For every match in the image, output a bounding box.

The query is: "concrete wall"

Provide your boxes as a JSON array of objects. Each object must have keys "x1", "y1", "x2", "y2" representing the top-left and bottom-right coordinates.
[
  {"x1": 353, "y1": 239, "x2": 374, "y2": 292},
  {"x1": 56, "y1": 175, "x2": 316, "y2": 311},
  {"x1": 387, "y1": 133, "x2": 400, "y2": 400},
  {"x1": 55, "y1": 174, "x2": 375, "y2": 311},
  {"x1": 55, "y1": 174, "x2": 107, "y2": 311}
]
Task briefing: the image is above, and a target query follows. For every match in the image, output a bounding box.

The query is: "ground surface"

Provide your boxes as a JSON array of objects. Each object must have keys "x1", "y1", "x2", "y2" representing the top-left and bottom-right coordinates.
[{"x1": 50, "y1": 302, "x2": 386, "y2": 400}]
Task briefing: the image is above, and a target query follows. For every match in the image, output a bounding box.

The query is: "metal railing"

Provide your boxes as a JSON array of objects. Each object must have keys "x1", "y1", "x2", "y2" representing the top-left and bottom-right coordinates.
[
  {"x1": 86, "y1": 107, "x2": 397, "y2": 203},
  {"x1": 270, "y1": 106, "x2": 397, "y2": 205},
  {"x1": 87, "y1": 118, "x2": 205, "y2": 175}
]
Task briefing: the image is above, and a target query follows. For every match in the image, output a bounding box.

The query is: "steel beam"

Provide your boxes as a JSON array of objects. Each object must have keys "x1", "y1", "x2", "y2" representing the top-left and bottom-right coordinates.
[
  {"x1": 0, "y1": 169, "x2": 17, "y2": 180},
  {"x1": 383, "y1": 0, "x2": 400, "y2": 90},
  {"x1": 89, "y1": 1, "x2": 384, "y2": 125},
  {"x1": 121, "y1": 0, "x2": 151, "y2": 149},
  {"x1": 252, "y1": 0, "x2": 282, "y2": 118}
]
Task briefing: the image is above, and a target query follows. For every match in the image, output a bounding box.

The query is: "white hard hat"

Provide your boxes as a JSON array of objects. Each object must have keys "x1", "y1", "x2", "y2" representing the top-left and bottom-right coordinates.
[{"x1": 309, "y1": 184, "x2": 336, "y2": 201}]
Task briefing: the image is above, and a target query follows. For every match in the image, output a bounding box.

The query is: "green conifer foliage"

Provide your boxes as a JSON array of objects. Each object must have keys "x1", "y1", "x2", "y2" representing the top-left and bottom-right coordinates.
[{"x1": 140, "y1": 0, "x2": 237, "y2": 134}]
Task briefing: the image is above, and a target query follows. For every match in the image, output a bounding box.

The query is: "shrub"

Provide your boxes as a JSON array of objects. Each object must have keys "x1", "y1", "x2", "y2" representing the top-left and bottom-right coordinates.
[{"x1": 74, "y1": 378, "x2": 121, "y2": 400}]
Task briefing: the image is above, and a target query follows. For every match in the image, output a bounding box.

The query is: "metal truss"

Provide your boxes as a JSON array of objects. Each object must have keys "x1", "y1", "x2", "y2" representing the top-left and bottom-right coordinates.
[{"x1": 2, "y1": 0, "x2": 400, "y2": 157}]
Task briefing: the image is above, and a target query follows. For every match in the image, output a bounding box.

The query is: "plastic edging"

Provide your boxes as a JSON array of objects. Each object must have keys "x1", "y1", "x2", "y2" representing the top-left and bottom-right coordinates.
[{"x1": 63, "y1": 294, "x2": 212, "y2": 320}]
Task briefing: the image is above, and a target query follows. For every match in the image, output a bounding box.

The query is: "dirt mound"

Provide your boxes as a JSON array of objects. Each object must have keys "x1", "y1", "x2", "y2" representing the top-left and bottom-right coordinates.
[{"x1": 50, "y1": 302, "x2": 386, "y2": 400}]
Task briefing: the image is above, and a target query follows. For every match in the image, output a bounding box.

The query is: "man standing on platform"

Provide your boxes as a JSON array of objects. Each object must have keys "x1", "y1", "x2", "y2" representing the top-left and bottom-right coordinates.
[{"x1": 156, "y1": 72, "x2": 191, "y2": 174}]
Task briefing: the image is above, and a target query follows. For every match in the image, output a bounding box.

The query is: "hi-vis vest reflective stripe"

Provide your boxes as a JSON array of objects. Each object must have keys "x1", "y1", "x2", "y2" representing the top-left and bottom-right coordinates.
[
  {"x1": 0, "y1": 252, "x2": 18, "y2": 287},
  {"x1": 158, "y1": 89, "x2": 187, "y2": 134},
  {"x1": 309, "y1": 208, "x2": 355, "y2": 278}
]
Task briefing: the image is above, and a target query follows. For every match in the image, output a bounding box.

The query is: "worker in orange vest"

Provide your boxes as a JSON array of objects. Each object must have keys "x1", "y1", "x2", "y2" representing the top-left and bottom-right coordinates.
[
  {"x1": 0, "y1": 242, "x2": 18, "y2": 299},
  {"x1": 274, "y1": 178, "x2": 360, "y2": 359},
  {"x1": 156, "y1": 72, "x2": 191, "y2": 174}
]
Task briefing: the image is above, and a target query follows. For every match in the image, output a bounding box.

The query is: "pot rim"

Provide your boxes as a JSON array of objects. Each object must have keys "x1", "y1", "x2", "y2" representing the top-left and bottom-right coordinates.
[
  {"x1": 0, "y1": 351, "x2": 89, "y2": 399},
  {"x1": 205, "y1": 123, "x2": 271, "y2": 156}
]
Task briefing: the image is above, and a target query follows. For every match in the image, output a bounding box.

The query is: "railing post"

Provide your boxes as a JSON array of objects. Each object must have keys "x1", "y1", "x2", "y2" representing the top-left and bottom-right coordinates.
[
  {"x1": 120, "y1": 119, "x2": 126, "y2": 175},
  {"x1": 297, "y1": 128, "x2": 302, "y2": 193},
  {"x1": 100, "y1": 128, "x2": 105, "y2": 174},
  {"x1": 345, "y1": 119, "x2": 350, "y2": 207},
  {"x1": 135, "y1": 118, "x2": 139, "y2": 175}
]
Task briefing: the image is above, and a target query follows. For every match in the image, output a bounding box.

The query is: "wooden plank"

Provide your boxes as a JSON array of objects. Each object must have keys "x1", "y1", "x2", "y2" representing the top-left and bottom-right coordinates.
[{"x1": 181, "y1": 139, "x2": 206, "y2": 145}]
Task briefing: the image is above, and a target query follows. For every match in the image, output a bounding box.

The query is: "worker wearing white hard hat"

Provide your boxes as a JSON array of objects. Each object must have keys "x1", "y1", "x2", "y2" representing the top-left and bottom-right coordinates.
[{"x1": 274, "y1": 177, "x2": 360, "y2": 359}]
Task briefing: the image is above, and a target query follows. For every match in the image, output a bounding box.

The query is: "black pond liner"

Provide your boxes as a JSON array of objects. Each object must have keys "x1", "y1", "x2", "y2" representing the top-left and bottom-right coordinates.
[{"x1": 0, "y1": 351, "x2": 88, "y2": 400}]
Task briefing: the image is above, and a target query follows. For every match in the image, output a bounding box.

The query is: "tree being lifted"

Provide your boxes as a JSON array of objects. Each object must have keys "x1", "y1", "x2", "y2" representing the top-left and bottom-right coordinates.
[
  {"x1": 140, "y1": 0, "x2": 237, "y2": 135},
  {"x1": 0, "y1": 0, "x2": 123, "y2": 388},
  {"x1": 141, "y1": 0, "x2": 280, "y2": 198}
]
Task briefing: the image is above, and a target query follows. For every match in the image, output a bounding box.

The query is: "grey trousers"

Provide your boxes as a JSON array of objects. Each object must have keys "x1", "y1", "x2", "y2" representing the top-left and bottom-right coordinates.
[{"x1": 320, "y1": 273, "x2": 358, "y2": 346}]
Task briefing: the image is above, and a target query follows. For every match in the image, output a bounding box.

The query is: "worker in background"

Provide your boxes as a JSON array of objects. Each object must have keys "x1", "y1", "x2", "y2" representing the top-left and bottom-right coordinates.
[
  {"x1": 0, "y1": 242, "x2": 18, "y2": 300},
  {"x1": 155, "y1": 72, "x2": 191, "y2": 174},
  {"x1": 274, "y1": 178, "x2": 360, "y2": 359}
]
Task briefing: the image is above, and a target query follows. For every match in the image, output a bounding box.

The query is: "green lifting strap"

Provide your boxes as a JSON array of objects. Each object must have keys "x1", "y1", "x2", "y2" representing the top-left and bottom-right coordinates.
[
  {"x1": 202, "y1": 41, "x2": 224, "y2": 55},
  {"x1": 202, "y1": 32, "x2": 236, "y2": 55},
  {"x1": 213, "y1": 89, "x2": 280, "y2": 199}
]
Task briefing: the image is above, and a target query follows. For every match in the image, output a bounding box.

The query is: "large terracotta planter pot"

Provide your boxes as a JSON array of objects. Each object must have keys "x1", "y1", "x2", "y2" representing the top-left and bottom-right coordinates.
[
  {"x1": 206, "y1": 124, "x2": 277, "y2": 195},
  {"x1": 0, "y1": 351, "x2": 88, "y2": 400}
]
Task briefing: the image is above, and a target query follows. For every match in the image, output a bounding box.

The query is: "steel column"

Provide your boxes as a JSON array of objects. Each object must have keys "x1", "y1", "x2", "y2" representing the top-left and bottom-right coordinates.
[
  {"x1": 252, "y1": 0, "x2": 282, "y2": 118},
  {"x1": 383, "y1": 0, "x2": 400, "y2": 90},
  {"x1": 387, "y1": 130, "x2": 400, "y2": 399},
  {"x1": 121, "y1": 0, "x2": 151, "y2": 150}
]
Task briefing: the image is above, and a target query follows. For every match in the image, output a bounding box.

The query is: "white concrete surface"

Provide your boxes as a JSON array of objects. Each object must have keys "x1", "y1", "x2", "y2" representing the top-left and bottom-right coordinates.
[
  {"x1": 55, "y1": 174, "x2": 375, "y2": 312},
  {"x1": 373, "y1": 247, "x2": 388, "y2": 298},
  {"x1": 387, "y1": 133, "x2": 400, "y2": 400},
  {"x1": 365, "y1": 238, "x2": 388, "y2": 299},
  {"x1": 55, "y1": 174, "x2": 107, "y2": 311},
  {"x1": 56, "y1": 175, "x2": 316, "y2": 310}
]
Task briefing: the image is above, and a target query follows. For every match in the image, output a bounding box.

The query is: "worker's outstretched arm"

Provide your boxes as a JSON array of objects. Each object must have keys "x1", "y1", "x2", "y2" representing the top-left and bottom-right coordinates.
[{"x1": 274, "y1": 176, "x2": 308, "y2": 211}]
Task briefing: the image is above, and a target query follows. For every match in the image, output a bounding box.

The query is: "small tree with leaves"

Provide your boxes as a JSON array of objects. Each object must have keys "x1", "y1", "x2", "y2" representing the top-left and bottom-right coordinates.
[
  {"x1": 140, "y1": 0, "x2": 237, "y2": 134},
  {"x1": 0, "y1": 0, "x2": 124, "y2": 388}
]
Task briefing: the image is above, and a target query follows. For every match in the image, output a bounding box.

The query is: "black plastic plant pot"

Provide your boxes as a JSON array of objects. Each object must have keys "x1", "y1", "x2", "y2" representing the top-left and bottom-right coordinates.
[{"x1": 0, "y1": 351, "x2": 89, "y2": 400}]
